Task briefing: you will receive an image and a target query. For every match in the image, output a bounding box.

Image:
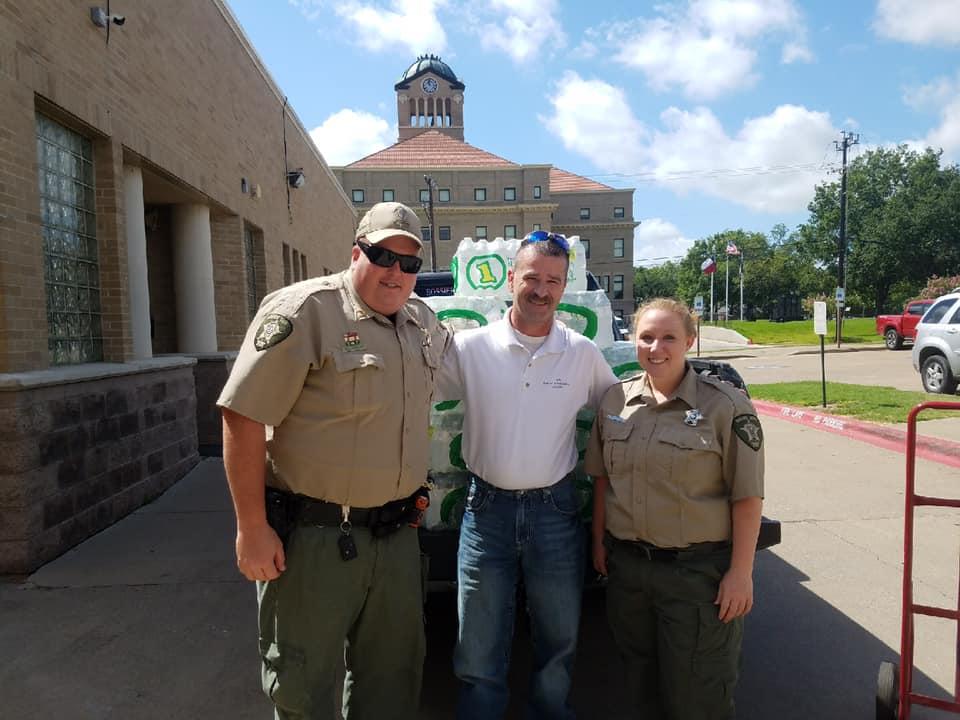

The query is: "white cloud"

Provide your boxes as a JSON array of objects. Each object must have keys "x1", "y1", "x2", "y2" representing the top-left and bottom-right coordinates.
[
  {"x1": 874, "y1": 0, "x2": 960, "y2": 46},
  {"x1": 903, "y1": 73, "x2": 960, "y2": 162},
  {"x1": 542, "y1": 73, "x2": 838, "y2": 214},
  {"x1": 309, "y1": 109, "x2": 395, "y2": 166},
  {"x1": 634, "y1": 219, "x2": 693, "y2": 266},
  {"x1": 471, "y1": 0, "x2": 565, "y2": 64},
  {"x1": 605, "y1": 0, "x2": 811, "y2": 100},
  {"x1": 334, "y1": 0, "x2": 448, "y2": 55},
  {"x1": 288, "y1": 0, "x2": 326, "y2": 22}
]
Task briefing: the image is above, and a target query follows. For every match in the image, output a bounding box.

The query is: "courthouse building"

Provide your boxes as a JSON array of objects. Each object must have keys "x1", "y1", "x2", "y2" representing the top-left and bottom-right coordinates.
[
  {"x1": 334, "y1": 56, "x2": 638, "y2": 318},
  {"x1": 0, "y1": 0, "x2": 355, "y2": 572}
]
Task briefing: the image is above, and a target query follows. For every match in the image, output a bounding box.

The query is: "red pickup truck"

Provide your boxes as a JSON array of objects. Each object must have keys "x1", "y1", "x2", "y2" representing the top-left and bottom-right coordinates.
[{"x1": 876, "y1": 299, "x2": 934, "y2": 349}]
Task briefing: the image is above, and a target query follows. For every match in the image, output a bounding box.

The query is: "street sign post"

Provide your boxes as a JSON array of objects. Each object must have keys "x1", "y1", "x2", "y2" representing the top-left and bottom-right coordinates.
[
  {"x1": 693, "y1": 296, "x2": 704, "y2": 356},
  {"x1": 814, "y1": 301, "x2": 828, "y2": 407}
]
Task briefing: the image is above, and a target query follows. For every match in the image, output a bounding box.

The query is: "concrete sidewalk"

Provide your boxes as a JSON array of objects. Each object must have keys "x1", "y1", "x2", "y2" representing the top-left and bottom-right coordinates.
[{"x1": 0, "y1": 458, "x2": 270, "y2": 719}]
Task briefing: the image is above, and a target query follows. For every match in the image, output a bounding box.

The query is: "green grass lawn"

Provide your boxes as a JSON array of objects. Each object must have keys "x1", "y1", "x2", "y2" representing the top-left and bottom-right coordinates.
[
  {"x1": 749, "y1": 381, "x2": 958, "y2": 423},
  {"x1": 720, "y1": 317, "x2": 881, "y2": 345}
]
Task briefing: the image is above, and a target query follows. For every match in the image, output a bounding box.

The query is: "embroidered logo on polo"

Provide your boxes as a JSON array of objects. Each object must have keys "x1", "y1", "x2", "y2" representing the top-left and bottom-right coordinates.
[
  {"x1": 254, "y1": 314, "x2": 292, "y2": 351},
  {"x1": 733, "y1": 414, "x2": 763, "y2": 451}
]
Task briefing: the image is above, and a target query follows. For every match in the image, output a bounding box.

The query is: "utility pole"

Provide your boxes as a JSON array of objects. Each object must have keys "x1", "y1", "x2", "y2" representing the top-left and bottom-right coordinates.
[
  {"x1": 422, "y1": 175, "x2": 438, "y2": 272},
  {"x1": 835, "y1": 130, "x2": 859, "y2": 347}
]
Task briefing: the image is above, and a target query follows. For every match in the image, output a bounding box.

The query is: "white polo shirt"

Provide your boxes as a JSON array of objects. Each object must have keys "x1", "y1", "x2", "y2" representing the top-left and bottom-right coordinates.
[{"x1": 437, "y1": 317, "x2": 617, "y2": 490}]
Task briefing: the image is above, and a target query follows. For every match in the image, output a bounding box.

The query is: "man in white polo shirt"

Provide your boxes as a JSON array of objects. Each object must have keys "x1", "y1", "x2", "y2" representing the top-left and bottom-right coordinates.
[{"x1": 437, "y1": 231, "x2": 617, "y2": 720}]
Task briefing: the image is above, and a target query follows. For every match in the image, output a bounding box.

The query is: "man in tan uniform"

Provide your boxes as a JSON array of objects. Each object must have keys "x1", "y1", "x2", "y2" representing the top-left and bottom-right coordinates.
[{"x1": 217, "y1": 202, "x2": 448, "y2": 720}]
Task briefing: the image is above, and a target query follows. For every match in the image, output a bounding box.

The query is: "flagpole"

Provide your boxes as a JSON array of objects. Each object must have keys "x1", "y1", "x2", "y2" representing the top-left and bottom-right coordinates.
[
  {"x1": 739, "y1": 253, "x2": 744, "y2": 321},
  {"x1": 725, "y1": 254, "x2": 729, "y2": 325}
]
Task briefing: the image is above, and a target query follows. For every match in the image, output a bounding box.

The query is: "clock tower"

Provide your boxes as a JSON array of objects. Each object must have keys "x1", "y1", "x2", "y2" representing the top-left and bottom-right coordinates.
[{"x1": 395, "y1": 55, "x2": 465, "y2": 141}]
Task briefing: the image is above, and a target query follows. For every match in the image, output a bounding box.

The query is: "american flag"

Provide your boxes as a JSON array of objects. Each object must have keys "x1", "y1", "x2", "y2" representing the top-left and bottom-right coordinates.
[{"x1": 726, "y1": 242, "x2": 740, "y2": 255}]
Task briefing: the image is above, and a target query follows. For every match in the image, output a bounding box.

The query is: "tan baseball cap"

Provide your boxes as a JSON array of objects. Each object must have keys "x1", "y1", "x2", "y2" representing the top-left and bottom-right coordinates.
[{"x1": 356, "y1": 202, "x2": 423, "y2": 247}]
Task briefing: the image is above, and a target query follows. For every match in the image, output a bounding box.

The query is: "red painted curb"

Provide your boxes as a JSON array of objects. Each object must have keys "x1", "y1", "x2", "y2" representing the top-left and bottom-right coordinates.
[{"x1": 753, "y1": 400, "x2": 960, "y2": 470}]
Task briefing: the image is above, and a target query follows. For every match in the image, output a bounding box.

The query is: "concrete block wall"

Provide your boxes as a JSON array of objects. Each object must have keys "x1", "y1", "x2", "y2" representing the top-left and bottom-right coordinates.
[{"x1": 0, "y1": 364, "x2": 199, "y2": 574}]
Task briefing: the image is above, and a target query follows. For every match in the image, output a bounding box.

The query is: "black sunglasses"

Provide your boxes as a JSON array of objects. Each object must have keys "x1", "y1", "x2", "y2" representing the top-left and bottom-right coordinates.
[{"x1": 356, "y1": 240, "x2": 423, "y2": 274}]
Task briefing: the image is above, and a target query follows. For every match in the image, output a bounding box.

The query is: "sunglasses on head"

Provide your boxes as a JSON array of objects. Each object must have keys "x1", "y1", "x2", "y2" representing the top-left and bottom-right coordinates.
[
  {"x1": 356, "y1": 240, "x2": 423, "y2": 274},
  {"x1": 521, "y1": 230, "x2": 570, "y2": 254}
]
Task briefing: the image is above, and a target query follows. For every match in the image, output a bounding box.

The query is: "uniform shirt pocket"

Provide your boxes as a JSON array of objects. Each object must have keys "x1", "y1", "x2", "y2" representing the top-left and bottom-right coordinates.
[
  {"x1": 655, "y1": 426, "x2": 724, "y2": 497},
  {"x1": 331, "y1": 350, "x2": 385, "y2": 411},
  {"x1": 602, "y1": 421, "x2": 635, "y2": 476}
]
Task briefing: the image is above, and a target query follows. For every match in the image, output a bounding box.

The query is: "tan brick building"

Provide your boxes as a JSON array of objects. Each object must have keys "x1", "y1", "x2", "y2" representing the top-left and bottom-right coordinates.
[
  {"x1": 0, "y1": 0, "x2": 355, "y2": 572},
  {"x1": 334, "y1": 56, "x2": 638, "y2": 318}
]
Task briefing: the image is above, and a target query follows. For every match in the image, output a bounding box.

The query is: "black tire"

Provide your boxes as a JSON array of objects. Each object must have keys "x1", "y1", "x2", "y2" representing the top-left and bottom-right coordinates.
[
  {"x1": 921, "y1": 355, "x2": 958, "y2": 394},
  {"x1": 884, "y1": 328, "x2": 903, "y2": 350},
  {"x1": 876, "y1": 661, "x2": 898, "y2": 720}
]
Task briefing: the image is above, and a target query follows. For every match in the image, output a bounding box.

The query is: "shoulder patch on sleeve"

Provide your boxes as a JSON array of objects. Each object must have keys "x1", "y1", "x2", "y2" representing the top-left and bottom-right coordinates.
[
  {"x1": 733, "y1": 414, "x2": 763, "y2": 451},
  {"x1": 254, "y1": 314, "x2": 293, "y2": 351}
]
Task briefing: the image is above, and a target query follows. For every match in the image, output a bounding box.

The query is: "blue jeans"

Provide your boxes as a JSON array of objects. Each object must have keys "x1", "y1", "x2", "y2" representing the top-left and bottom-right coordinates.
[{"x1": 455, "y1": 475, "x2": 584, "y2": 720}]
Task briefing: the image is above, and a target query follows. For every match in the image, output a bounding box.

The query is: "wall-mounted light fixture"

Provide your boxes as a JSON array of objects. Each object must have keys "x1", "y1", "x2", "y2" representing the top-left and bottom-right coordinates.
[
  {"x1": 286, "y1": 169, "x2": 305, "y2": 189},
  {"x1": 90, "y1": 2, "x2": 124, "y2": 45},
  {"x1": 241, "y1": 177, "x2": 249, "y2": 194}
]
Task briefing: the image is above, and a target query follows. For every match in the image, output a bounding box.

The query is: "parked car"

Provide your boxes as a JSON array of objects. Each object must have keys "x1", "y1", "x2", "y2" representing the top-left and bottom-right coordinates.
[
  {"x1": 876, "y1": 299, "x2": 935, "y2": 349},
  {"x1": 912, "y1": 292, "x2": 960, "y2": 393}
]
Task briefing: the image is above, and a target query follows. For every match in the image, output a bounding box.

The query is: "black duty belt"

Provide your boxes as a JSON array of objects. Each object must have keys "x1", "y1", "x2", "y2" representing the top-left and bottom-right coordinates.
[
  {"x1": 300, "y1": 499, "x2": 387, "y2": 528},
  {"x1": 616, "y1": 537, "x2": 731, "y2": 563}
]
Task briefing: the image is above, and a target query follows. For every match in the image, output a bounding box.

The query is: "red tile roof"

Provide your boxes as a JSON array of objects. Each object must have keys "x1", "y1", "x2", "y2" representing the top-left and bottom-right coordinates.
[
  {"x1": 346, "y1": 130, "x2": 516, "y2": 168},
  {"x1": 549, "y1": 167, "x2": 612, "y2": 192}
]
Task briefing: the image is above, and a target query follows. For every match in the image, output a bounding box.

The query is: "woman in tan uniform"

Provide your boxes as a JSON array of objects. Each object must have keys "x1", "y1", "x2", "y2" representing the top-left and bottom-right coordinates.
[{"x1": 585, "y1": 298, "x2": 764, "y2": 720}]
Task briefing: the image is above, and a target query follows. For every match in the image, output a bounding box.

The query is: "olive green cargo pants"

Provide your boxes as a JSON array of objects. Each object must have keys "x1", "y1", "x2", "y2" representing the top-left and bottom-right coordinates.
[
  {"x1": 605, "y1": 537, "x2": 743, "y2": 720},
  {"x1": 257, "y1": 524, "x2": 425, "y2": 720}
]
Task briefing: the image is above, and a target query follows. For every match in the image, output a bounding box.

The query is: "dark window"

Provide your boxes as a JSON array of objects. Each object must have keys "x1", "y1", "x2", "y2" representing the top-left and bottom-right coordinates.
[
  {"x1": 923, "y1": 299, "x2": 956, "y2": 324},
  {"x1": 292, "y1": 249, "x2": 301, "y2": 282},
  {"x1": 282, "y1": 243, "x2": 292, "y2": 285},
  {"x1": 382, "y1": 189, "x2": 395, "y2": 202},
  {"x1": 439, "y1": 226, "x2": 451, "y2": 241},
  {"x1": 421, "y1": 226, "x2": 432, "y2": 242},
  {"x1": 614, "y1": 206, "x2": 625, "y2": 218},
  {"x1": 533, "y1": 185, "x2": 541, "y2": 199},
  {"x1": 909, "y1": 302, "x2": 933, "y2": 316},
  {"x1": 613, "y1": 275, "x2": 624, "y2": 300},
  {"x1": 580, "y1": 208, "x2": 590, "y2": 220},
  {"x1": 351, "y1": 189, "x2": 364, "y2": 203},
  {"x1": 504, "y1": 187, "x2": 516, "y2": 201},
  {"x1": 601, "y1": 275, "x2": 610, "y2": 292},
  {"x1": 474, "y1": 188, "x2": 487, "y2": 202}
]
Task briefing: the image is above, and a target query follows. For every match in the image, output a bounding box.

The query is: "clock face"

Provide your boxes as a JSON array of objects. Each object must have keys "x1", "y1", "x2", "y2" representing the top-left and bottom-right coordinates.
[{"x1": 421, "y1": 77, "x2": 439, "y2": 94}]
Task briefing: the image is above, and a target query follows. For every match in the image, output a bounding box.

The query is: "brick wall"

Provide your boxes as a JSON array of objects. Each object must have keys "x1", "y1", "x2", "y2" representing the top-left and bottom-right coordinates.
[{"x1": 0, "y1": 0, "x2": 356, "y2": 371}]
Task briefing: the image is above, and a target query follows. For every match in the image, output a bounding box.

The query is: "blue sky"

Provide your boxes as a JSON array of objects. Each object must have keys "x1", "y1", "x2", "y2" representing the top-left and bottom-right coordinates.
[{"x1": 224, "y1": 0, "x2": 960, "y2": 266}]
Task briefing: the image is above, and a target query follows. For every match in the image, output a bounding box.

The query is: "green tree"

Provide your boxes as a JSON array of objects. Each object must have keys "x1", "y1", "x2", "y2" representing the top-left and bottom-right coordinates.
[
  {"x1": 800, "y1": 145, "x2": 960, "y2": 313},
  {"x1": 634, "y1": 262, "x2": 679, "y2": 304}
]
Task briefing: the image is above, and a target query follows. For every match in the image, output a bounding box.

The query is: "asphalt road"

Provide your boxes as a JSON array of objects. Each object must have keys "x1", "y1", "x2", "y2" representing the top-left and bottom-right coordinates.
[{"x1": 2, "y1": 347, "x2": 958, "y2": 719}]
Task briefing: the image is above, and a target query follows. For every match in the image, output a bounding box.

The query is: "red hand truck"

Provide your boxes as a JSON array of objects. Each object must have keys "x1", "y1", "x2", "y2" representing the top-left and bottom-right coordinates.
[{"x1": 877, "y1": 401, "x2": 960, "y2": 719}]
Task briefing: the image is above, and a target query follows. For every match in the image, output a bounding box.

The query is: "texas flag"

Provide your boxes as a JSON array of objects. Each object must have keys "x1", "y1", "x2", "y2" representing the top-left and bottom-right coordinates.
[
  {"x1": 726, "y1": 242, "x2": 740, "y2": 255},
  {"x1": 701, "y1": 257, "x2": 717, "y2": 274}
]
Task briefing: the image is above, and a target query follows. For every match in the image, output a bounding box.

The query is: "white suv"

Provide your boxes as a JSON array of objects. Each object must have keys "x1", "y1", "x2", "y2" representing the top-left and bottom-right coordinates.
[{"x1": 912, "y1": 292, "x2": 960, "y2": 393}]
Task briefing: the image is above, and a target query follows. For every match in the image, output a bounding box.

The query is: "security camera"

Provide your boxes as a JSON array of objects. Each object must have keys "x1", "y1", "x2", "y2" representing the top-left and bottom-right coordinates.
[
  {"x1": 111, "y1": 14, "x2": 125, "y2": 25},
  {"x1": 90, "y1": 7, "x2": 125, "y2": 28}
]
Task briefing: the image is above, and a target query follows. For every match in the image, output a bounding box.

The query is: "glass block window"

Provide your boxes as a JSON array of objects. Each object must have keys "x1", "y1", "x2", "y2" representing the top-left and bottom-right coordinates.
[
  {"x1": 36, "y1": 113, "x2": 103, "y2": 365},
  {"x1": 613, "y1": 238, "x2": 625, "y2": 258},
  {"x1": 243, "y1": 225, "x2": 260, "y2": 320}
]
